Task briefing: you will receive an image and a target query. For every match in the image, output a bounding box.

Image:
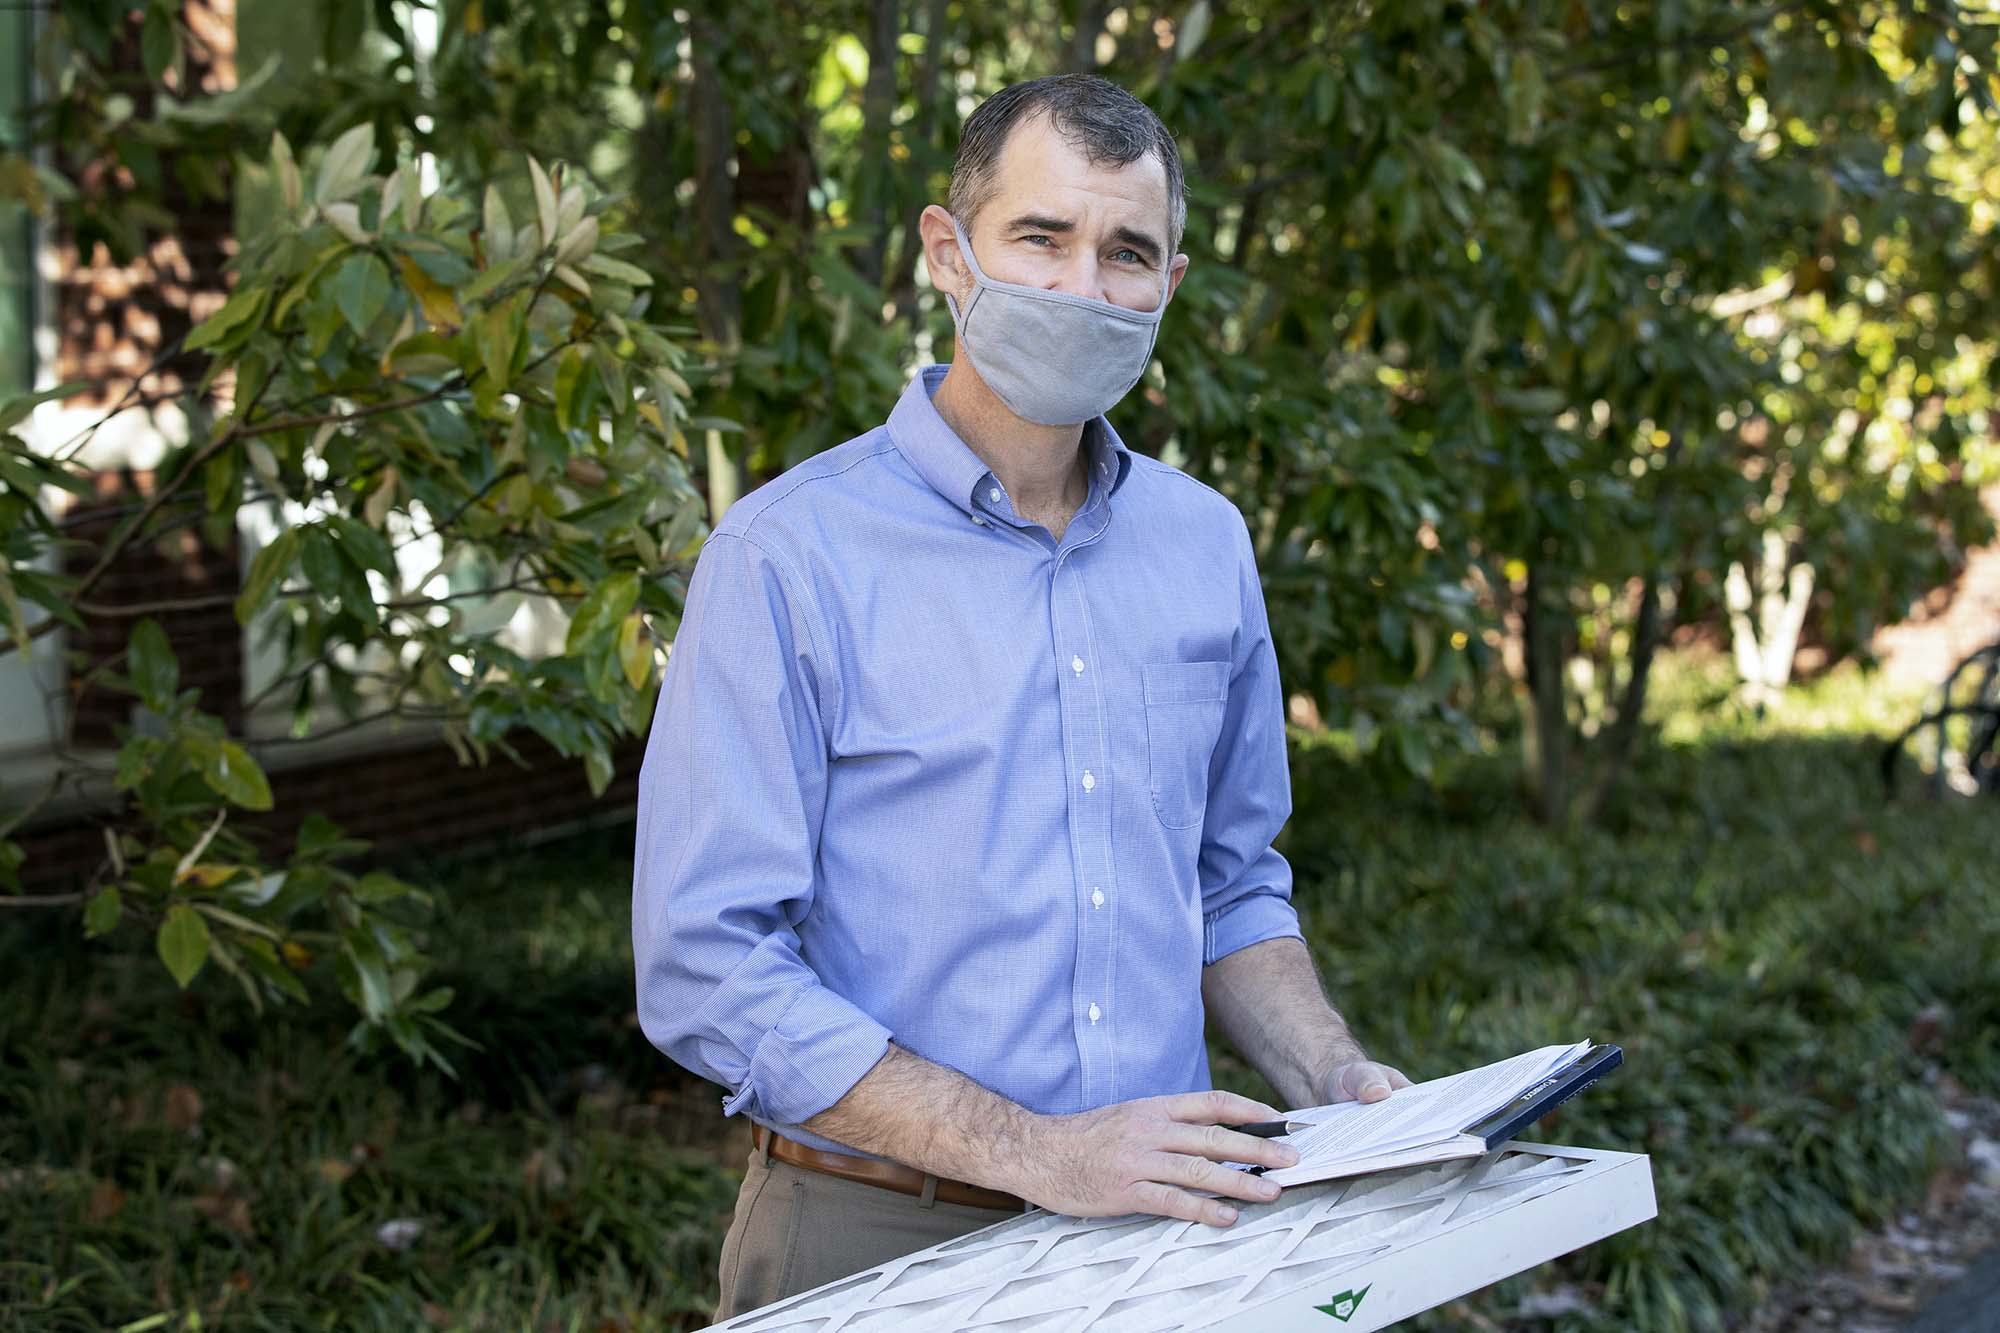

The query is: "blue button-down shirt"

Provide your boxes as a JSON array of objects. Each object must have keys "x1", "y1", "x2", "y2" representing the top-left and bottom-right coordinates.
[{"x1": 632, "y1": 363, "x2": 1304, "y2": 1160}]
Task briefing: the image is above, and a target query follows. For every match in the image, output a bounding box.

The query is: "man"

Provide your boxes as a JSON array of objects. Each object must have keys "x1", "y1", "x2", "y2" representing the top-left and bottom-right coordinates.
[{"x1": 632, "y1": 73, "x2": 1411, "y2": 1322}]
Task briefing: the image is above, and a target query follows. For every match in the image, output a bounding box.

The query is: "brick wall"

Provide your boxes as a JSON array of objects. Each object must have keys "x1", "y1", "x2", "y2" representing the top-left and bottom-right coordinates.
[
  {"x1": 14, "y1": 731, "x2": 648, "y2": 891},
  {"x1": 62, "y1": 468, "x2": 246, "y2": 746},
  {"x1": 15, "y1": 0, "x2": 658, "y2": 893}
]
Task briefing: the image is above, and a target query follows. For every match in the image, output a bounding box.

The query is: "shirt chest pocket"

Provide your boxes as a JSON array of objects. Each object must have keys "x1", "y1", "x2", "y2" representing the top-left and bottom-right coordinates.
[{"x1": 1142, "y1": 661, "x2": 1231, "y2": 830}]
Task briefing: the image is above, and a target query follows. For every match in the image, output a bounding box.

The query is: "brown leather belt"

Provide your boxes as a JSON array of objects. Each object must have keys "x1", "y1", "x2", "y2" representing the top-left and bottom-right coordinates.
[{"x1": 750, "y1": 1123, "x2": 1027, "y2": 1212}]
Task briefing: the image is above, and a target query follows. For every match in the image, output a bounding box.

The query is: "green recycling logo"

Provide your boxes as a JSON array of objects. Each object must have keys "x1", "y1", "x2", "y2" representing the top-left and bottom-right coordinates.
[{"x1": 1316, "y1": 1283, "x2": 1371, "y2": 1322}]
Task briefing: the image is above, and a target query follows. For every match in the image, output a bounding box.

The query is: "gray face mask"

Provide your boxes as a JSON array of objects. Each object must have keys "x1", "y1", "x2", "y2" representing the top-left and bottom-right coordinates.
[{"x1": 942, "y1": 212, "x2": 1170, "y2": 426}]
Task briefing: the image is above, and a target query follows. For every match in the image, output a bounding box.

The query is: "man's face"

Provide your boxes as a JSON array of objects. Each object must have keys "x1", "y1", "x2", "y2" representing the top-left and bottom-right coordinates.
[{"x1": 941, "y1": 114, "x2": 1190, "y2": 314}]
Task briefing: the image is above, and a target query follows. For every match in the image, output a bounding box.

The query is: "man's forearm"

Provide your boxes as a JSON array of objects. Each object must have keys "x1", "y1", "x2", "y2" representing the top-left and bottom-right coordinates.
[
  {"x1": 800, "y1": 1041, "x2": 1041, "y2": 1193},
  {"x1": 1201, "y1": 935, "x2": 1368, "y2": 1108}
]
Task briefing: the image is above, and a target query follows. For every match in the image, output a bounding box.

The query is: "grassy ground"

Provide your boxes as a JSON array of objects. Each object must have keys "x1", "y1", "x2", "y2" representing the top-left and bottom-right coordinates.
[{"x1": 2, "y1": 651, "x2": 1996, "y2": 1331}]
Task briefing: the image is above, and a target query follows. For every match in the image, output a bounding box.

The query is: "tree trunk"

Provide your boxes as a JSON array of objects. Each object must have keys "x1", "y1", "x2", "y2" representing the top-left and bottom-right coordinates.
[
  {"x1": 1522, "y1": 562, "x2": 1570, "y2": 826},
  {"x1": 1725, "y1": 530, "x2": 1814, "y2": 713},
  {"x1": 889, "y1": 0, "x2": 952, "y2": 328},
  {"x1": 1068, "y1": 0, "x2": 1110, "y2": 73},
  {"x1": 689, "y1": 14, "x2": 743, "y2": 522},
  {"x1": 1580, "y1": 573, "x2": 1662, "y2": 825},
  {"x1": 854, "y1": 0, "x2": 900, "y2": 289}
]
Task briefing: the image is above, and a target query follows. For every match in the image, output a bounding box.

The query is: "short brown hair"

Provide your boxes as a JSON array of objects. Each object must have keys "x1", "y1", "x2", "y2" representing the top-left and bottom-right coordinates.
[{"x1": 948, "y1": 74, "x2": 1187, "y2": 252}]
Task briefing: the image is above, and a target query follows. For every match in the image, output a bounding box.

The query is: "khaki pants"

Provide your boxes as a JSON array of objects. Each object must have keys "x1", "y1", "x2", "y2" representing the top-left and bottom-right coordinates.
[{"x1": 712, "y1": 1137, "x2": 1028, "y2": 1324}]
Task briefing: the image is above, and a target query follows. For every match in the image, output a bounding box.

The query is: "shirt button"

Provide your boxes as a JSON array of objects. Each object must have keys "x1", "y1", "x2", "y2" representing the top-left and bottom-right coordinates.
[
  {"x1": 1088, "y1": 1002, "x2": 1102, "y2": 1024},
  {"x1": 1091, "y1": 887, "x2": 1104, "y2": 908},
  {"x1": 1070, "y1": 656, "x2": 1085, "y2": 674},
  {"x1": 988, "y1": 486, "x2": 1002, "y2": 503},
  {"x1": 1081, "y1": 770, "x2": 1096, "y2": 791},
  {"x1": 971, "y1": 515, "x2": 987, "y2": 526}
]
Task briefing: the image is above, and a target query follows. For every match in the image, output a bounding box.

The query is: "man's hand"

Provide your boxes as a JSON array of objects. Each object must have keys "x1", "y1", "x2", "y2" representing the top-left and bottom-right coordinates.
[
  {"x1": 1003, "y1": 1089, "x2": 1303, "y2": 1229},
  {"x1": 1318, "y1": 1058, "x2": 1413, "y2": 1104}
]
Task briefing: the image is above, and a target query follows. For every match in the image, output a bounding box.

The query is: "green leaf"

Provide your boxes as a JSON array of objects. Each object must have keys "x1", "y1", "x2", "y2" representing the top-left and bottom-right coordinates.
[
  {"x1": 333, "y1": 253, "x2": 392, "y2": 336},
  {"x1": 554, "y1": 345, "x2": 588, "y2": 428},
  {"x1": 9, "y1": 568, "x2": 82, "y2": 631},
  {"x1": 1395, "y1": 726, "x2": 1434, "y2": 780},
  {"x1": 315, "y1": 121, "x2": 377, "y2": 205},
  {"x1": 0, "y1": 450, "x2": 42, "y2": 498},
  {"x1": 334, "y1": 515, "x2": 396, "y2": 577},
  {"x1": 352, "y1": 870, "x2": 413, "y2": 904},
  {"x1": 1494, "y1": 386, "x2": 1568, "y2": 416},
  {"x1": 238, "y1": 936, "x2": 309, "y2": 1003},
  {"x1": 340, "y1": 926, "x2": 395, "y2": 1020},
  {"x1": 460, "y1": 253, "x2": 533, "y2": 307},
  {"x1": 0, "y1": 565, "x2": 29, "y2": 658},
  {"x1": 409, "y1": 985, "x2": 454, "y2": 1014},
  {"x1": 183, "y1": 285, "x2": 269, "y2": 352},
  {"x1": 128, "y1": 619, "x2": 179, "y2": 712},
  {"x1": 1504, "y1": 52, "x2": 1546, "y2": 145},
  {"x1": 389, "y1": 233, "x2": 475, "y2": 286},
  {"x1": 584, "y1": 747, "x2": 613, "y2": 797},
  {"x1": 157, "y1": 52, "x2": 282, "y2": 127},
  {"x1": 236, "y1": 528, "x2": 300, "y2": 623},
  {"x1": 589, "y1": 340, "x2": 627, "y2": 403},
  {"x1": 205, "y1": 740, "x2": 274, "y2": 811},
  {"x1": 617, "y1": 610, "x2": 653, "y2": 689},
  {"x1": 482, "y1": 184, "x2": 514, "y2": 263},
  {"x1": 0, "y1": 380, "x2": 90, "y2": 433},
  {"x1": 476, "y1": 298, "x2": 521, "y2": 392},
  {"x1": 565, "y1": 571, "x2": 639, "y2": 653},
  {"x1": 577, "y1": 252, "x2": 654, "y2": 286},
  {"x1": 527, "y1": 155, "x2": 558, "y2": 248},
  {"x1": 141, "y1": 3, "x2": 180, "y2": 84},
  {"x1": 158, "y1": 903, "x2": 211, "y2": 988},
  {"x1": 83, "y1": 885, "x2": 123, "y2": 938},
  {"x1": 300, "y1": 525, "x2": 343, "y2": 591}
]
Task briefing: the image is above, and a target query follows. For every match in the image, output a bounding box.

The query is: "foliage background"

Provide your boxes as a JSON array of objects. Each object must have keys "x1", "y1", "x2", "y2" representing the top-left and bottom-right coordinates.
[{"x1": 3, "y1": 0, "x2": 2000, "y2": 1329}]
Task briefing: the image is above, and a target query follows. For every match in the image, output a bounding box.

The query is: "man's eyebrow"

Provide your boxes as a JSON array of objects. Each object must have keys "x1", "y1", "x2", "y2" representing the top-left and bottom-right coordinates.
[
  {"x1": 1110, "y1": 225, "x2": 1164, "y2": 267},
  {"x1": 1000, "y1": 211, "x2": 1080, "y2": 235},
  {"x1": 1003, "y1": 214, "x2": 1164, "y2": 267}
]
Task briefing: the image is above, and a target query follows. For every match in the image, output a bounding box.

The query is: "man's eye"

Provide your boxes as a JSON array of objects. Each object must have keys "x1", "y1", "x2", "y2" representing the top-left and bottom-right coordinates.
[
  {"x1": 1112, "y1": 249, "x2": 1143, "y2": 264},
  {"x1": 1023, "y1": 234, "x2": 1053, "y2": 247}
]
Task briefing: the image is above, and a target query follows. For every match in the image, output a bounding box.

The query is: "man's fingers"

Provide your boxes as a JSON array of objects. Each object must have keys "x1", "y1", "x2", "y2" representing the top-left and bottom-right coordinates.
[
  {"x1": 1147, "y1": 1150, "x2": 1284, "y2": 1209},
  {"x1": 1338, "y1": 1061, "x2": 1410, "y2": 1102},
  {"x1": 1168, "y1": 1122, "x2": 1299, "y2": 1171},
  {"x1": 1173, "y1": 1089, "x2": 1281, "y2": 1124},
  {"x1": 1133, "y1": 1179, "x2": 1243, "y2": 1228}
]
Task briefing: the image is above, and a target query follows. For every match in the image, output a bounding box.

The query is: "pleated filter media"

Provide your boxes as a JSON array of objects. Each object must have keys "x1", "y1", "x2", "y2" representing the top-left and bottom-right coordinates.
[{"x1": 703, "y1": 1142, "x2": 1657, "y2": 1333}]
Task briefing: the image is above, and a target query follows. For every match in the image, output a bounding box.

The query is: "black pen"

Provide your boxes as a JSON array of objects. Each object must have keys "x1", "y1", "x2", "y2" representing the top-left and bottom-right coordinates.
[{"x1": 1221, "y1": 1119, "x2": 1313, "y2": 1138}]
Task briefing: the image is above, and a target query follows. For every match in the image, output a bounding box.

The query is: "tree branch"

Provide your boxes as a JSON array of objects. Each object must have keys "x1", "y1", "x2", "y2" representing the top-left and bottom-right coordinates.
[{"x1": 0, "y1": 338, "x2": 296, "y2": 657}]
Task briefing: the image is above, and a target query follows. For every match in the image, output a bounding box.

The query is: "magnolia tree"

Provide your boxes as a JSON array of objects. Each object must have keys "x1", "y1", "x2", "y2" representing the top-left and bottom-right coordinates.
[{"x1": 0, "y1": 125, "x2": 705, "y2": 1068}]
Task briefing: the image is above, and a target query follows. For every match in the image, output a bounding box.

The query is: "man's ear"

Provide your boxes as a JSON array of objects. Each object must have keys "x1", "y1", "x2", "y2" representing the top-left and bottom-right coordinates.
[
  {"x1": 919, "y1": 204, "x2": 970, "y2": 298},
  {"x1": 1165, "y1": 252, "x2": 1191, "y2": 303}
]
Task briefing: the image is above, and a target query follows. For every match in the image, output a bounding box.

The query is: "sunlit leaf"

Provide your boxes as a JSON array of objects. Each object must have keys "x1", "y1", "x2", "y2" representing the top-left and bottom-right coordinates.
[{"x1": 158, "y1": 904, "x2": 211, "y2": 988}]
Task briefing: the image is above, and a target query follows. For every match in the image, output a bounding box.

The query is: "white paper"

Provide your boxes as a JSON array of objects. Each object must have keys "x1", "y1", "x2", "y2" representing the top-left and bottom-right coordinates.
[{"x1": 1214, "y1": 1040, "x2": 1594, "y2": 1186}]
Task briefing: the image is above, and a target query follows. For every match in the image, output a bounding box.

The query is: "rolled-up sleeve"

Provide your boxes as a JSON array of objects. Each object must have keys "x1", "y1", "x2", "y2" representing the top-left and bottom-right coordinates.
[
  {"x1": 631, "y1": 530, "x2": 893, "y2": 1125},
  {"x1": 1199, "y1": 514, "x2": 1307, "y2": 967}
]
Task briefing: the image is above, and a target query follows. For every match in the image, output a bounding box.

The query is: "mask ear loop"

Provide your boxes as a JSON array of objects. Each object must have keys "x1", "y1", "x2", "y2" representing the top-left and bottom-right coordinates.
[{"x1": 942, "y1": 213, "x2": 984, "y2": 326}]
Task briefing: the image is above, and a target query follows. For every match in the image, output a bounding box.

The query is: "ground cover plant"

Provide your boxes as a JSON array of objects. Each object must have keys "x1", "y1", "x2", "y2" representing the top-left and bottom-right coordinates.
[{"x1": 2, "y1": 651, "x2": 1996, "y2": 1331}]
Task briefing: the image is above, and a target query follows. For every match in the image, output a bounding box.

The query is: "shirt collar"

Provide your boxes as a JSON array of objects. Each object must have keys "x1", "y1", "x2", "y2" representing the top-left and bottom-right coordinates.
[{"x1": 888, "y1": 363, "x2": 1134, "y2": 520}]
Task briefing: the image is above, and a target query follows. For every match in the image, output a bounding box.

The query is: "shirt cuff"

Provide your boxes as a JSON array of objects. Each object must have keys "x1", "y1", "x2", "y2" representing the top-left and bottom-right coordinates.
[
  {"x1": 1203, "y1": 893, "x2": 1306, "y2": 967},
  {"x1": 719, "y1": 984, "x2": 894, "y2": 1126}
]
